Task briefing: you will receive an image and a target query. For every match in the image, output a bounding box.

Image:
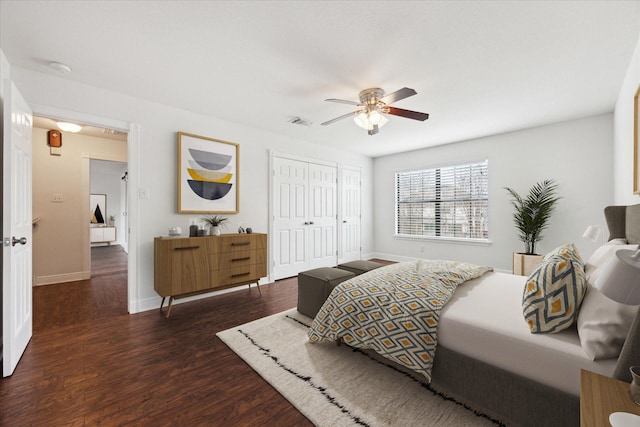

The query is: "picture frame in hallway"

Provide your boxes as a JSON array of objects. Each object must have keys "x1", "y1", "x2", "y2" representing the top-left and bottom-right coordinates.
[
  {"x1": 90, "y1": 193, "x2": 107, "y2": 224},
  {"x1": 178, "y1": 132, "x2": 239, "y2": 214}
]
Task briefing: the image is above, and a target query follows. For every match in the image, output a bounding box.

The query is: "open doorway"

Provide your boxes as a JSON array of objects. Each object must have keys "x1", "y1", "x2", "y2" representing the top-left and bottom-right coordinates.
[{"x1": 31, "y1": 117, "x2": 129, "y2": 328}]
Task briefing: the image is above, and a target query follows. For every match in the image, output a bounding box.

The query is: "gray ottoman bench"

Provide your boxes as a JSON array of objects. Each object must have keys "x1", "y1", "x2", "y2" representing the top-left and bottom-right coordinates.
[
  {"x1": 337, "y1": 260, "x2": 384, "y2": 276},
  {"x1": 297, "y1": 267, "x2": 355, "y2": 318}
]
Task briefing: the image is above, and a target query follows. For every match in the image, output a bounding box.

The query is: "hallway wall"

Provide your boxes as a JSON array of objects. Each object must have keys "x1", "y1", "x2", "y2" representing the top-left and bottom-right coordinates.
[{"x1": 32, "y1": 127, "x2": 127, "y2": 285}]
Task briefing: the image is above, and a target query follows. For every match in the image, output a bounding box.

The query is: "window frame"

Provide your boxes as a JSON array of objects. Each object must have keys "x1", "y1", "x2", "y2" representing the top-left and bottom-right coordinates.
[{"x1": 394, "y1": 159, "x2": 490, "y2": 243}]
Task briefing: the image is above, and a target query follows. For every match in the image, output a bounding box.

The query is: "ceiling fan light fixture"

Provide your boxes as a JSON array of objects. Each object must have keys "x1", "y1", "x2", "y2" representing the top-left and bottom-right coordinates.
[
  {"x1": 354, "y1": 112, "x2": 373, "y2": 130},
  {"x1": 368, "y1": 109, "x2": 383, "y2": 125},
  {"x1": 354, "y1": 109, "x2": 388, "y2": 131},
  {"x1": 322, "y1": 87, "x2": 428, "y2": 135}
]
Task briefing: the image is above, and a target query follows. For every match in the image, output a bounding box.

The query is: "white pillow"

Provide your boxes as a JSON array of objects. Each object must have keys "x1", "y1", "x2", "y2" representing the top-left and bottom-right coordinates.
[{"x1": 577, "y1": 242, "x2": 639, "y2": 360}]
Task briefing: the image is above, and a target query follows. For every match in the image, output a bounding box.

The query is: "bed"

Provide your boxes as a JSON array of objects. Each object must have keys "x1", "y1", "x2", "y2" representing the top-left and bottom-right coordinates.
[{"x1": 309, "y1": 204, "x2": 640, "y2": 427}]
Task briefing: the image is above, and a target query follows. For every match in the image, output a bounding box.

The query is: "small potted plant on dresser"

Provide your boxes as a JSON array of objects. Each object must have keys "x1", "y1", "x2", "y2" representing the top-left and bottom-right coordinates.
[
  {"x1": 505, "y1": 179, "x2": 560, "y2": 276},
  {"x1": 202, "y1": 215, "x2": 228, "y2": 236}
]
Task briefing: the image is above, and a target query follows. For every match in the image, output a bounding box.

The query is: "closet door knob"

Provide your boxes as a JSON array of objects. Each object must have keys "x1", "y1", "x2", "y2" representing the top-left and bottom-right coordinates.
[{"x1": 12, "y1": 236, "x2": 27, "y2": 246}]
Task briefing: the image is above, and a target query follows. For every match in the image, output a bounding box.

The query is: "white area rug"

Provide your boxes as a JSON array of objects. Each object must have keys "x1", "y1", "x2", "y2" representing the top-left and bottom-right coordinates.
[{"x1": 217, "y1": 309, "x2": 503, "y2": 427}]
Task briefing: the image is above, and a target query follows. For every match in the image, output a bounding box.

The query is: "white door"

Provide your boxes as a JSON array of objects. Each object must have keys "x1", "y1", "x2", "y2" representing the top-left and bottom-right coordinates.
[
  {"x1": 272, "y1": 157, "x2": 337, "y2": 279},
  {"x1": 340, "y1": 167, "x2": 361, "y2": 263},
  {"x1": 272, "y1": 157, "x2": 309, "y2": 279},
  {"x1": 307, "y1": 164, "x2": 337, "y2": 270},
  {"x1": 2, "y1": 81, "x2": 33, "y2": 377}
]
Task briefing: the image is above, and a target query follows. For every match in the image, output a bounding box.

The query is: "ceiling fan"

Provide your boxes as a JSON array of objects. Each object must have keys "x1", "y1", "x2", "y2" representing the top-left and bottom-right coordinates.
[{"x1": 321, "y1": 87, "x2": 429, "y2": 136}]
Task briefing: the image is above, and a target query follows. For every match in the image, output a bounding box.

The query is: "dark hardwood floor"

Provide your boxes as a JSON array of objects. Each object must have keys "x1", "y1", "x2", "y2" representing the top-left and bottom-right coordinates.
[{"x1": 2, "y1": 246, "x2": 313, "y2": 426}]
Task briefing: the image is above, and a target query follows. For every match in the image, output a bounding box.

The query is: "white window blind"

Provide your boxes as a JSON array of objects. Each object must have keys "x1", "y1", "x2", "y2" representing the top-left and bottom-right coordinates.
[{"x1": 395, "y1": 160, "x2": 489, "y2": 240}]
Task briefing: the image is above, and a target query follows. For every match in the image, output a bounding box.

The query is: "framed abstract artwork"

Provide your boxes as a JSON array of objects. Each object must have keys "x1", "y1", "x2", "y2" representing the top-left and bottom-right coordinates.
[
  {"x1": 90, "y1": 194, "x2": 107, "y2": 224},
  {"x1": 178, "y1": 132, "x2": 239, "y2": 213},
  {"x1": 635, "y1": 86, "x2": 640, "y2": 194}
]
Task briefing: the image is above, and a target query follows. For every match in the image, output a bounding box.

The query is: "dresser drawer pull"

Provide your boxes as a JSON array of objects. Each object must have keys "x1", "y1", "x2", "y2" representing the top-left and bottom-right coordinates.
[
  {"x1": 231, "y1": 272, "x2": 251, "y2": 278},
  {"x1": 231, "y1": 257, "x2": 251, "y2": 262},
  {"x1": 231, "y1": 242, "x2": 251, "y2": 246},
  {"x1": 174, "y1": 246, "x2": 199, "y2": 251}
]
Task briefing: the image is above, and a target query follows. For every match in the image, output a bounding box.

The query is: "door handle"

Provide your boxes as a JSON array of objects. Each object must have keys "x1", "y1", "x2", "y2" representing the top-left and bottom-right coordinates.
[
  {"x1": 12, "y1": 237, "x2": 27, "y2": 246},
  {"x1": 304, "y1": 222, "x2": 309, "y2": 225},
  {"x1": 309, "y1": 221, "x2": 314, "y2": 225},
  {"x1": 343, "y1": 220, "x2": 347, "y2": 223}
]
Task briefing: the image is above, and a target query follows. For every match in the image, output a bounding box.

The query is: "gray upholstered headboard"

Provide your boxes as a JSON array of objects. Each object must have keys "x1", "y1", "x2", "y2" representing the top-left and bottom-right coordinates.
[
  {"x1": 604, "y1": 204, "x2": 640, "y2": 382},
  {"x1": 604, "y1": 204, "x2": 640, "y2": 244}
]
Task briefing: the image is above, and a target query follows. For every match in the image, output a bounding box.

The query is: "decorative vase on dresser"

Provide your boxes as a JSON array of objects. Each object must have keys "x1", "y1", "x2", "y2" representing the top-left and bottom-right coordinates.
[{"x1": 154, "y1": 233, "x2": 267, "y2": 317}]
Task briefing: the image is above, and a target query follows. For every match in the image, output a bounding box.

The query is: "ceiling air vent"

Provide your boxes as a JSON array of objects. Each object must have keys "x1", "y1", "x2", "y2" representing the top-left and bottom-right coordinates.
[
  {"x1": 102, "y1": 128, "x2": 127, "y2": 136},
  {"x1": 288, "y1": 117, "x2": 313, "y2": 127}
]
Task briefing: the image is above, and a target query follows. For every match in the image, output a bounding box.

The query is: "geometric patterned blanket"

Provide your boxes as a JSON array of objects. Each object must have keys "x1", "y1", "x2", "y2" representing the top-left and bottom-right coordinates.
[{"x1": 308, "y1": 260, "x2": 493, "y2": 382}]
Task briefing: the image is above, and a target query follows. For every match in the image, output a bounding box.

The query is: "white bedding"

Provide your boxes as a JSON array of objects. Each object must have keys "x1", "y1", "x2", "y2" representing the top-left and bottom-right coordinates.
[{"x1": 438, "y1": 271, "x2": 618, "y2": 396}]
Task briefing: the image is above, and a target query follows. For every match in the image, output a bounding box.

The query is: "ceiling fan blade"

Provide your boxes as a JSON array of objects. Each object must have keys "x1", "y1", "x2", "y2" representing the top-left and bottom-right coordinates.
[
  {"x1": 325, "y1": 98, "x2": 361, "y2": 106},
  {"x1": 321, "y1": 111, "x2": 356, "y2": 126},
  {"x1": 386, "y1": 106, "x2": 429, "y2": 121},
  {"x1": 380, "y1": 87, "x2": 417, "y2": 105}
]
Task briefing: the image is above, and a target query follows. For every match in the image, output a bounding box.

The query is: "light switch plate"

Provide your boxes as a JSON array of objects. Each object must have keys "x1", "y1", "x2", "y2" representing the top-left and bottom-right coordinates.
[{"x1": 51, "y1": 193, "x2": 63, "y2": 203}]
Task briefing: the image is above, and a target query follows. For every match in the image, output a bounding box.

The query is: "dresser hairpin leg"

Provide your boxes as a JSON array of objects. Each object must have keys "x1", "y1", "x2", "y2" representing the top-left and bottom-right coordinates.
[
  {"x1": 248, "y1": 282, "x2": 262, "y2": 295},
  {"x1": 159, "y1": 296, "x2": 174, "y2": 318},
  {"x1": 165, "y1": 297, "x2": 174, "y2": 318}
]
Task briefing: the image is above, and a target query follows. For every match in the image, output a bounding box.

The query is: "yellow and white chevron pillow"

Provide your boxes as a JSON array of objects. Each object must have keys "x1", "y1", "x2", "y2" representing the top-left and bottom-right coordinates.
[{"x1": 522, "y1": 243, "x2": 587, "y2": 333}]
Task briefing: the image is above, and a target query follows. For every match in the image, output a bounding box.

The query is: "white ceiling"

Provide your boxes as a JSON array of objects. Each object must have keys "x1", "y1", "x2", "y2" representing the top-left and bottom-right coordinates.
[{"x1": 1, "y1": 1, "x2": 639, "y2": 158}]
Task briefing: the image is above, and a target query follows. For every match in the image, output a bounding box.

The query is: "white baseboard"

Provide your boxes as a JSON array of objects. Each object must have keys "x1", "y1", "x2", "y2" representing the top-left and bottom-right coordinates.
[
  {"x1": 34, "y1": 271, "x2": 91, "y2": 286},
  {"x1": 133, "y1": 278, "x2": 269, "y2": 314}
]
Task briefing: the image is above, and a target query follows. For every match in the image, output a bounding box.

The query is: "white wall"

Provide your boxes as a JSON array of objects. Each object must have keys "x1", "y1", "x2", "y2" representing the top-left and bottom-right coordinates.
[
  {"x1": 373, "y1": 114, "x2": 614, "y2": 272},
  {"x1": 10, "y1": 66, "x2": 373, "y2": 312},
  {"x1": 614, "y1": 33, "x2": 640, "y2": 204}
]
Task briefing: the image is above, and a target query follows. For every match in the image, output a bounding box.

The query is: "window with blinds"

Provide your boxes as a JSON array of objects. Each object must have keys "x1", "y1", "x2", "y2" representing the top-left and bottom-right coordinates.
[{"x1": 395, "y1": 160, "x2": 489, "y2": 240}]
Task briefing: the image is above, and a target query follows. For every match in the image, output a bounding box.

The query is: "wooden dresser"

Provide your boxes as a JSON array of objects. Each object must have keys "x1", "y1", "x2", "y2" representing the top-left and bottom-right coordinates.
[{"x1": 154, "y1": 233, "x2": 267, "y2": 317}]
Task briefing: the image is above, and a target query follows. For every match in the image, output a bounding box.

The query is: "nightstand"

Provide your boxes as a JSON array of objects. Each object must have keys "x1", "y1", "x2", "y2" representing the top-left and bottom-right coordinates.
[{"x1": 580, "y1": 369, "x2": 640, "y2": 427}]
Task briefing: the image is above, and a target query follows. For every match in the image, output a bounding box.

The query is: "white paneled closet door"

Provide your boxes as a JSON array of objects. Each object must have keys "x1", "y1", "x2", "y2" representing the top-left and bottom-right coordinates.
[
  {"x1": 272, "y1": 157, "x2": 337, "y2": 280},
  {"x1": 307, "y1": 164, "x2": 337, "y2": 270},
  {"x1": 273, "y1": 157, "x2": 309, "y2": 280},
  {"x1": 340, "y1": 167, "x2": 361, "y2": 263}
]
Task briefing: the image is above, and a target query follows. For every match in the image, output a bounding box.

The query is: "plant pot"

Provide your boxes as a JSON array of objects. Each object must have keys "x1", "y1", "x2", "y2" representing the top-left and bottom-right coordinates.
[
  {"x1": 210, "y1": 226, "x2": 221, "y2": 236},
  {"x1": 512, "y1": 253, "x2": 544, "y2": 276}
]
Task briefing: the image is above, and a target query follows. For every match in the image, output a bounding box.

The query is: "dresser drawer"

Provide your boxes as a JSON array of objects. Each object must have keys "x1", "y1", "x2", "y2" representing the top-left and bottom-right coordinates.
[
  {"x1": 209, "y1": 249, "x2": 259, "y2": 270},
  {"x1": 211, "y1": 263, "x2": 267, "y2": 287},
  {"x1": 218, "y1": 234, "x2": 267, "y2": 252},
  {"x1": 221, "y1": 235, "x2": 256, "y2": 252}
]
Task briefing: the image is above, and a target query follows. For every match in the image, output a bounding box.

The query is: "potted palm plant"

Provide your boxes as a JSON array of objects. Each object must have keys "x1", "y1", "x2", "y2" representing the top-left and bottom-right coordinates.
[
  {"x1": 202, "y1": 215, "x2": 228, "y2": 236},
  {"x1": 505, "y1": 179, "x2": 560, "y2": 275}
]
